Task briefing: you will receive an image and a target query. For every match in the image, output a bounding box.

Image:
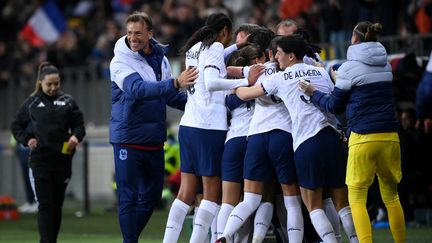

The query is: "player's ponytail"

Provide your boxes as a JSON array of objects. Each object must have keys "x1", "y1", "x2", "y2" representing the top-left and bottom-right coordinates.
[
  {"x1": 353, "y1": 21, "x2": 382, "y2": 42},
  {"x1": 180, "y1": 26, "x2": 218, "y2": 53},
  {"x1": 294, "y1": 28, "x2": 321, "y2": 62},
  {"x1": 233, "y1": 44, "x2": 263, "y2": 66},
  {"x1": 31, "y1": 62, "x2": 59, "y2": 96},
  {"x1": 181, "y1": 13, "x2": 232, "y2": 54}
]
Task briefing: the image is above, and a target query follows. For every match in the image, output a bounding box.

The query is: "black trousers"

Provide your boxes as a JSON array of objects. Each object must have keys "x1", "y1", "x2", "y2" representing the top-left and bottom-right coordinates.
[{"x1": 31, "y1": 159, "x2": 71, "y2": 243}]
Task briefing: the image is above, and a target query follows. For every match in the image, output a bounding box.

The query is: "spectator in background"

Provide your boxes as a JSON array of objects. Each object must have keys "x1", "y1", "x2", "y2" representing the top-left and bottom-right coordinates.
[
  {"x1": 47, "y1": 30, "x2": 89, "y2": 68},
  {"x1": 393, "y1": 52, "x2": 423, "y2": 103},
  {"x1": 160, "y1": 1, "x2": 203, "y2": 56},
  {"x1": 158, "y1": 17, "x2": 182, "y2": 57},
  {"x1": 89, "y1": 19, "x2": 122, "y2": 79},
  {"x1": 375, "y1": 0, "x2": 400, "y2": 36},
  {"x1": 109, "y1": 11, "x2": 197, "y2": 243},
  {"x1": 415, "y1": 51, "x2": 432, "y2": 211},
  {"x1": 416, "y1": 51, "x2": 432, "y2": 134},
  {"x1": 224, "y1": 0, "x2": 253, "y2": 29},
  {"x1": 398, "y1": 107, "x2": 420, "y2": 222},
  {"x1": 414, "y1": 0, "x2": 432, "y2": 34},
  {"x1": 11, "y1": 62, "x2": 86, "y2": 243},
  {"x1": 0, "y1": 41, "x2": 12, "y2": 88},
  {"x1": 1, "y1": 0, "x2": 430, "y2": 82},
  {"x1": 321, "y1": 0, "x2": 345, "y2": 59},
  {"x1": 278, "y1": 0, "x2": 313, "y2": 21},
  {"x1": 252, "y1": 0, "x2": 280, "y2": 28}
]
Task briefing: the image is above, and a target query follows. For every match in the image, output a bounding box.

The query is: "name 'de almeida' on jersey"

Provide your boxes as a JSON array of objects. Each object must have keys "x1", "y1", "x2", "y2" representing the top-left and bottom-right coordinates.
[{"x1": 284, "y1": 69, "x2": 323, "y2": 80}]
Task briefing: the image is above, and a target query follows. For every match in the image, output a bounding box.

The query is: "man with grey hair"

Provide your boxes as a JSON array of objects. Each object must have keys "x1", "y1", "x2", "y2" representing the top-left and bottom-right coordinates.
[{"x1": 276, "y1": 19, "x2": 298, "y2": 36}]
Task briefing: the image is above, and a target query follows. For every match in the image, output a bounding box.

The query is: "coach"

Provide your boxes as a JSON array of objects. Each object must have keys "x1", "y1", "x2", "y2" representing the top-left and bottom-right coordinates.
[{"x1": 109, "y1": 12, "x2": 197, "y2": 243}]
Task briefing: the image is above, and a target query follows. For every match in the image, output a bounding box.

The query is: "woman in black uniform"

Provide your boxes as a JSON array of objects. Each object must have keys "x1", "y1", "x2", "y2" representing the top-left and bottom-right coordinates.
[{"x1": 11, "y1": 62, "x2": 85, "y2": 243}]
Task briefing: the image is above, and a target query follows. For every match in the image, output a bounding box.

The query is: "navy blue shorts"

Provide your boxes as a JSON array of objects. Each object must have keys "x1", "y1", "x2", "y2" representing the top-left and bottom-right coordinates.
[
  {"x1": 243, "y1": 129, "x2": 297, "y2": 184},
  {"x1": 179, "y1": 125, "x2": 226, "y2": 177},
  {"x1": 221, "y1": 136, "x2": 248, "y2": 183},
  {"x1": 294, "y1": 126, "x2": 346, "y2": 190}
]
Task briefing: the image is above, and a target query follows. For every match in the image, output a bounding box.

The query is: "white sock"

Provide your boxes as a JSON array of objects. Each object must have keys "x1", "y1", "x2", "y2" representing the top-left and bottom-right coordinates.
[
  {"x1": 252, "y1": 202, "x2": 273, "y2": 243},
  {"x1": 323, "y1": 198, "x2": 341, "y2": 243},
  {"x1": 210, "y1": 204, "x2": 220, "y2": 242},
  {"x1": 189, "y1": 200, "x2": 218, "y2": 243},
  {"x1": 275, "y1": 194, "x2": 288, "y2": 242},
  {"x1": 194, "y1": 206, "x2": 199, "y2": 222},
  {"x1": 163, "y1": 199, "x2": 190, "y2": 243},
  {"x1": 222, "y1": 192, "x2": 262, "y2": 239},
  {"x1": 309, "y1": 209, "x2": 337, "y2": 243},
  {"x1": 235, "y1": 216, "x2": 252, "y2": 243},
  {"x1": 217, "y1": 203, "x2": 234, "y2": 239},
  {"x1": 338, "y1": 206, "x2": 358, "y2": 243},
  {"x1": 194, "y1": 206, "x2": 205, "y2": 242},
  {"x1": 284, "y1": 195, "x2": 303, "y2": 243}
]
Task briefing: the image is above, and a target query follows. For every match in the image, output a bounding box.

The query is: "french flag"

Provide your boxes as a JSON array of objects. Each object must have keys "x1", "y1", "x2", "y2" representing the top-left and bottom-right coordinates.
[{"x1": 20, "y1": 1, "x2": 67, "y2": 47}]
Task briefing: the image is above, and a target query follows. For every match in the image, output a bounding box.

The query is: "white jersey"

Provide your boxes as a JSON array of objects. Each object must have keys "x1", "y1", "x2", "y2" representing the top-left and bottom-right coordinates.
[
  {"x1": 180, "y1": 42, "x2": 248, "y2": 130},
  {"x1": 262, "y1": 63, "x2": 335, "y2": 151},
  {"x1": 303, "y1": 56, "x2": 341, "y2": 130},
  {"x1": 248, "y1": 62, "x2": 292, "y2": 136},
  {"x1": 303, "y1": 53, "x2": 324, "y2": 67},
  {"x1": 226, "y1": 95, "x2": 254, "y2": 142}
]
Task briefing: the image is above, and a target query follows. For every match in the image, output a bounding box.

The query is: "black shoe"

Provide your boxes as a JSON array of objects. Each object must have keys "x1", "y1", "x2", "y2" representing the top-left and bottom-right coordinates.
[{"x1": 215, "y1": 237, "x2": 227, "y2": 243}]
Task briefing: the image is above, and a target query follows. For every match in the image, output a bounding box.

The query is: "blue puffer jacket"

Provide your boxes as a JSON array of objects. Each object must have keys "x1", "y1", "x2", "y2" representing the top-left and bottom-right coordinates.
[
  {"x1": 416, "y1": 52, "x2": 432, "y2": 120},
  {"x1": 109, "y1": 36, "x2": 186, "y2": 146},
  {"x1": 311, "y1": 42, "x2": 400, "y2": 135}
]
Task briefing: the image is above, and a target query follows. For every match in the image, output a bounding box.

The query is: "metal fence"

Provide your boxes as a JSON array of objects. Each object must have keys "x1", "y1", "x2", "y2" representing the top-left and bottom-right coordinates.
[{"x1": 0, "y1": 66, "x2": 111, "y2": 130}]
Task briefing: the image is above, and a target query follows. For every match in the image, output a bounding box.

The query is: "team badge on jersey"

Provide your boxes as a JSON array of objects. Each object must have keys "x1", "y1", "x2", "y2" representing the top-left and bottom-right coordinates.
[{"x1": 119, "y1": 149, "x2": 127, "y2": 160}]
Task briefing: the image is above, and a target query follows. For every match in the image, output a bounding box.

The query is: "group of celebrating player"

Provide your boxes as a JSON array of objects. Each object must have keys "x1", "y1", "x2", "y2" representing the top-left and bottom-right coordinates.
[
  {"x1": 162, "y1": 12, "x2": 356, "y2": 243},
  {"x1": 161, "y1": 12, "x2": 405, "y2": 243}
]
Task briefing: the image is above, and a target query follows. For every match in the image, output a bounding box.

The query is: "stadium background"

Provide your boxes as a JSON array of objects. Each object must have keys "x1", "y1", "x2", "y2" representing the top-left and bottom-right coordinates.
[{"x1": 0, "y1": 0, "x2": 432, "y2": 242}]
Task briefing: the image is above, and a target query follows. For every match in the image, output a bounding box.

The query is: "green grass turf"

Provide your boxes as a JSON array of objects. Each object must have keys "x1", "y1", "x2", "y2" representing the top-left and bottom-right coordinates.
[
  {"x1": 0, "y1": 206, "x2": 431, "y2": 242},
  {"x1": 0, "y1": 206, "x2": 192, "y2": 243}
]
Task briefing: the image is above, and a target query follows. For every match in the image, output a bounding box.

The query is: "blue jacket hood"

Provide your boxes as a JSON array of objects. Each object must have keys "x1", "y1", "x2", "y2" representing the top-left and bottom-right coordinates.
[
  {"x1": 347, "y1": 42, "x2": 388, "y2": 66},
  {"x1": 312, "y1": 41, "x2": 399, "y2": 136}
]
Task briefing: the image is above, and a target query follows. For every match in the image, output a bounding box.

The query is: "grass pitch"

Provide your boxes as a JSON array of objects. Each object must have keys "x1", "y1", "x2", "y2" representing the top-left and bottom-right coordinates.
[{"x1": 0, "y1": 205, "x2": 431, "y2": 242}]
